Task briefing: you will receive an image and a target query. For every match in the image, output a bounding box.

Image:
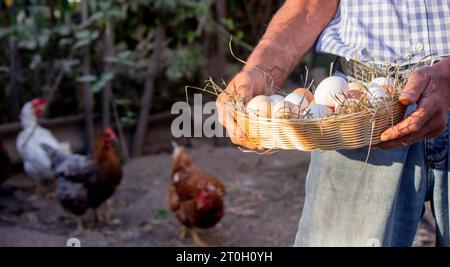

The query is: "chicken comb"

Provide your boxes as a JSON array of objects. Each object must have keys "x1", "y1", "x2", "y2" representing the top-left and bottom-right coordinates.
[
  {"x1": 104, "y1": 127, "x2": 117, "y2": 138},
  {"x1": 31, "y1": 98, "x2": 47, "y2": 107}
]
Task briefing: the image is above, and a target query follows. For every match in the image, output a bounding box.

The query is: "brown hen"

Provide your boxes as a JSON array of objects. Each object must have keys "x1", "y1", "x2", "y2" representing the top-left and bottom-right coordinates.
[{"x1": 167, "y1": 142, "x2": 225, "y2": 246}]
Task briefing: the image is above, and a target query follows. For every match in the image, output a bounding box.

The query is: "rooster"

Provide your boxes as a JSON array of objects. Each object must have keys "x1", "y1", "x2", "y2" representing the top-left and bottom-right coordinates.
[
  {"x1": 0, "y1": 139, "x2": 11, "y2": 184},
  {"x1": 40, "y1": 128, "x2": 122, "y2": 232},
  {"x1": 16, "y1": 98, "x2": 71, "y2": 197},
  {"x1": 167, "y1": 142, "x2": 225, "y2": 246}
]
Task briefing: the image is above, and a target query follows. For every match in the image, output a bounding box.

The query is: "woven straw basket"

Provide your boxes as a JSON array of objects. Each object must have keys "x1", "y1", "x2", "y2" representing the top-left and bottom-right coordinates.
[
  {"x1": 233, "y1": 61, "x2": 409, "y2": 151},
  {"x1": 235, "y1": 99, "x2": 406, "y2": 151}
]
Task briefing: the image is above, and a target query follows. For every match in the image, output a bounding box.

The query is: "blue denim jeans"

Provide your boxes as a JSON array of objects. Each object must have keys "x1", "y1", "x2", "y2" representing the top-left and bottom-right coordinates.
[{"x1": 294, "y1": 108, "x2": 450, "y2": 247}]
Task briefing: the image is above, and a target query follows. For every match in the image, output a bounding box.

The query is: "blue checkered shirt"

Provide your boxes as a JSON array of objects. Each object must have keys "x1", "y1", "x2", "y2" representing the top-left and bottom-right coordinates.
[{"x1": 316, "y1": 0, "x2": 450, "y2": 63}]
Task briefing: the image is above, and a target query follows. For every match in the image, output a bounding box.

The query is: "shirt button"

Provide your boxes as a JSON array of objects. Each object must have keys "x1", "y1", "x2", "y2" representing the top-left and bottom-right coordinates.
[{"x1": 415, "y1": 42, "x2": 424, "y2": 51}]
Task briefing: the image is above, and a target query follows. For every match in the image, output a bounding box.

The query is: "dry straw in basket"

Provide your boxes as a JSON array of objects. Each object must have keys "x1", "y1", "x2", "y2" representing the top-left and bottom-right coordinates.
[{"x1": 184, "y1": 42, "x2": 440, "y2": 153}]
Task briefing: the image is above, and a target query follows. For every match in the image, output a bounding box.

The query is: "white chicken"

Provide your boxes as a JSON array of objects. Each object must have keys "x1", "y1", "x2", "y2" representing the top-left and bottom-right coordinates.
[{"x1": 16, "y1": 98, "x2": 72, "y2": 197}]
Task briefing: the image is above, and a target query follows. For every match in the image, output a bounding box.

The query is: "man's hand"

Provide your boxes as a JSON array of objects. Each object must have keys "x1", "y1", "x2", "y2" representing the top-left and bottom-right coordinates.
[
  {"x1": 216, "y1": 69, "x2": 267, "y2": 149},
  {"x1": 215, "y1": 0, "x2": 338, "y2": 149},
  {"x1": 378, "y1": 60, "x2": 450, "y2": 149}
]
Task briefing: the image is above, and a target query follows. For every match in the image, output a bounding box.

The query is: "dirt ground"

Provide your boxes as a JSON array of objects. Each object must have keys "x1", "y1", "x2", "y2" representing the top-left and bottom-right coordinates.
[{"x1": 0, "y1": 144, "x2": 436, "y2": 247}]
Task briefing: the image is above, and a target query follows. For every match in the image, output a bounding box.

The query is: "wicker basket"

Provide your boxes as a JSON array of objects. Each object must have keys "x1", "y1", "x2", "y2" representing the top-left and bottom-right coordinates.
[
  {"x1": 231, "y1": 60, "x2": 409, "y2": 151},
  {"x1": 235, "y1": 98, "x2": 406, "y2": 151}
]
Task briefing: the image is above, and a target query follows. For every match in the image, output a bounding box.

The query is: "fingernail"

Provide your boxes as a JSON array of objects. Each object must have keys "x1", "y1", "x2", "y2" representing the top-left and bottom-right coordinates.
[
  {"x1": 380, "y1": 132, "x2": 390, "y2": 141},
  {"x1": 399, "y1": 92, "x2": 414, "y2": 104}
]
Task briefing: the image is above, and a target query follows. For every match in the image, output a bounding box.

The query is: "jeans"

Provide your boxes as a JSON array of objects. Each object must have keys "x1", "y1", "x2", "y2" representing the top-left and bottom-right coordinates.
[{"x1": 294, "y1": 108, "x2": 450, "y2": 247}]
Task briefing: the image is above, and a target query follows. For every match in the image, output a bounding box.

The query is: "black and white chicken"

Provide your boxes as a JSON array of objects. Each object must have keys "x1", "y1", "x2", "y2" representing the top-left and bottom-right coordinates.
[{"x1": 41, "y1": 130, "x2": 122, "y2": 233}]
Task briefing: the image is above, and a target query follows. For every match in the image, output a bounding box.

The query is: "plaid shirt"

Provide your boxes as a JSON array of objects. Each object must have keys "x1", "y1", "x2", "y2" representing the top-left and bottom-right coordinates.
[{"x1": 316, "y1": 0, "x2": 450, "y2": 63}]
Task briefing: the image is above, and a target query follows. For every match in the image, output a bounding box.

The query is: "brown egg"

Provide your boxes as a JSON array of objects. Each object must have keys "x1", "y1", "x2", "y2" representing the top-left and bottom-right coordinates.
[
  {"x1": 369, "y1": 77, "x2": 396, "y2": 94},
  {"x1": 347, "y1": 82, "x2": 366, "y2": 99},
  {"x1": 293, "y1": 88, "x2": 314, "y2": 103}
]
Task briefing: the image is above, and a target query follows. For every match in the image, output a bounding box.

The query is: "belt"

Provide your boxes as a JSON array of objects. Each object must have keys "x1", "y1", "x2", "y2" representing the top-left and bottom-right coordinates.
[{"x1": 335, "y1": 54, "x2": 449, "y2": 84}]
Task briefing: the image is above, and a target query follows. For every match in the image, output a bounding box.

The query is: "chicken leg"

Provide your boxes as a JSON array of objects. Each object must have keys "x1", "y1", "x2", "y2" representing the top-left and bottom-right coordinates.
[
  {"x1": 178, "y1": 226, "x2": 207, "y2": 247},
  {"x1": 68, "y1": 216, "x2": 84, "y2": 237},
  {"x1": 190, "y1": 228, "x2": 208, "y2": 247}
]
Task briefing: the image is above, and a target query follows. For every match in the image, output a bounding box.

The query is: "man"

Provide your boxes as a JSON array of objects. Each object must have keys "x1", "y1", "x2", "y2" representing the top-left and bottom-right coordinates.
[{"x1": 216, "y1": 0, "x2": 450, "y2": 246}]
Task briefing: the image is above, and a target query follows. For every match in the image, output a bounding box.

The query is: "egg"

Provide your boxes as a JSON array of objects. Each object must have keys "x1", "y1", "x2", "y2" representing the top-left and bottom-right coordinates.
[
  {"x1": 303, "y1": 104, "x2": 330, "y2": 119},
  {"x1": 369, "y1": 77, "x2": 395, "y2": 94},
  {"x1": 269, "y1": 94, "x2": 284, "y2": 111},
  {"x1": 367, "y1": 86, "x2": 388, "y2": 106},
  {"x1": 271, "y1": 101, "x2": 301, "y2": 119},
  {"x1": 347, "y1": 82, "x2": 366, "y2": 99},
  {"x1": 293, "y1": 88, "x2": 314, "y2": 103},
  {"x1": 246, "y1": 95, "x2": 271, "y2": 118},
  {"x1": 284, "y1": 92, "x2": 310, "y2": 111},
  {"x1": 314, "y1": 76, "x2": 349, "y2": 108},
  {"x1": 269, "y1": 94, "x2": 284, "y2": 103}
]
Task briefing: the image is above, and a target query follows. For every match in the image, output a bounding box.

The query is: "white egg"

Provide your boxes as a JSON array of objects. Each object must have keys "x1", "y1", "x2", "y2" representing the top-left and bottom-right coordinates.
[
  {"x1": 284, "y1": 93, "x2": 309, "y2": 111},
  {"x1": 369, "y1": 77, "x2": 394, "y2": 89},
  {"x1": 367, "y1": 86, "x2": 388, "y2": 106},
  {"x1": 314, "y1": 76, "x2": 349, "y2": 108},
  {"x1": 271, "y1": 101, "x2": 301, "y2": 119},
  {"x1": 269, "y1": 94, "x2": 284, "y2": 103},
  {"x1": 246, "y1": 95, "x2": 271, "y2": 118},
  {"x1": 269, "y1": 94, "x2": 284, "y2": 111},
  {"x1": 303, "y1": 104, "x2": 330, "y2": 119}
]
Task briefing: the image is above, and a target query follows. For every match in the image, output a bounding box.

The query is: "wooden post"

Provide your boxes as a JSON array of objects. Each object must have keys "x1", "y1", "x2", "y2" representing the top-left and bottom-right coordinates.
[
  {"x1": 131, "y1": 25, "x2": 165, "y2": 157},
  {"x1": 81, "y1": 0, "x2": 95, "y2": 152},
  {"x1": 102, "y1": 15, "x2": 130, "y2": 162},
  {"x1": 8, "y1": 3, "x2": 20, "y2": 121},
  {"x1": 9, "y1": 36, "x2": 20, "y2": 121},
  {"x1": 215, "y1": 0, "x2": 226, "y2": 80},
  {"x1": 102, "y1": 16, "x2": 114, "y2": 129}
]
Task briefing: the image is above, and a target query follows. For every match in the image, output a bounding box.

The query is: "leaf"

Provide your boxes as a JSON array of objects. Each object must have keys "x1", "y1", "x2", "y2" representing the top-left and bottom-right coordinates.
[
  {"x1": 30, "y1": 54, "x2": 42, "y2": 70},
  {"x1": 18, "y1": 39, "x2": 37, "y2": 50},
  {"x1": 107, "y1": 8, "x2": 126, "y2": 18},
  {"x1": 0, "y1": 66, "x2": 10, "y2": 73},
  {"x1": 59, "y1": 59, "x2": 80, "y2": 73},
  {"x1": 0, "y1": 27, "x2": 13, "y2": 39},
  {"x1": 91, "y1": 72, "x2": 115, "y2": 93},
  {"x1": 153, "y1": 209, "x2": 168, "y2": 220},
  {"x1": 222, "y1": 17, "x2": 235, "y2": 30},
  {"x1": 58, "y1": 37, "x2": 73, "y2": 47},
  {"x1": 76, "y1": 75, "x2": 97, "y2": 83},
  {"x1": 38, "y1": 31, "x2": 50, "y2": 47},
  {"x1": 57, "y1": 26, "x2": 71, "y2": 36},
  {"x1": 88, "y1": 12, "x2": 104, "y2": 23},
  {"x1": 166, "y1": 46, "x2": 206, "y2": 81},
  {"x1": 91, "y1": 81, "x2": 105, "y2": 93},
  {"x1": 75, "y1": 30, "x2": 91, "y2": 40},
  {"x1": 99, "y1": 71, "x2": 115, "y2": 83},
  {"x1": 186, "y1": 30, "x2": 196, "y2": 43},
  {"x1": 72, "y1": 39, "x2": 90, "y2": 50}
]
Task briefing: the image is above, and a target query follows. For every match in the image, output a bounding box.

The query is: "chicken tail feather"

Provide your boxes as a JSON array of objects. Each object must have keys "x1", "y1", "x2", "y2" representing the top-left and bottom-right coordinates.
[
  {"x1": 40, "y1": 143, "x2": 66, "y2": 167},
  {"x1": 58, "y1": 142, "x2": 72, "y2": 155}
]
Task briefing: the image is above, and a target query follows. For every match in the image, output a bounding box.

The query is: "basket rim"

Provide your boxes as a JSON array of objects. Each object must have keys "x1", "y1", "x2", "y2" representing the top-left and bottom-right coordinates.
[{"x1": 228, "y1": 95, "x2": 402, "y2": 124}]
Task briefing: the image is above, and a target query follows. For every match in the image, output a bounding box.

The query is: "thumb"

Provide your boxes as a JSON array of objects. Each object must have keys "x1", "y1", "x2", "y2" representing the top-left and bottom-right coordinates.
[{"x1": 399, "y1": 68, "x2": 431, "y2": 106}]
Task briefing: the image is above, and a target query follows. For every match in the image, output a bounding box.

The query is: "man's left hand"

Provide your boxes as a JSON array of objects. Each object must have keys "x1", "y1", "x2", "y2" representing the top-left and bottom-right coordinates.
[{"x1": 378, "y1": 59, "x2": 450, "y2": 149}]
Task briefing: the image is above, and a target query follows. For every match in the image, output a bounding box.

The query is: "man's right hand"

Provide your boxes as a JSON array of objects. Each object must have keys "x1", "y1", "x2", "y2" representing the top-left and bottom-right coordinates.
[{"x1": 216, "y1": 68, "x2": 269, "y2": 149}]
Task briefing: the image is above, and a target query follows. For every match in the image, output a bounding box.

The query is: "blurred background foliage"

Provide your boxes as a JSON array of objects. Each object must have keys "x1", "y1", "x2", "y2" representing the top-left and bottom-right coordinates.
[{"x1": 0, "y1": 0, "x2": 321, "y2": 125}]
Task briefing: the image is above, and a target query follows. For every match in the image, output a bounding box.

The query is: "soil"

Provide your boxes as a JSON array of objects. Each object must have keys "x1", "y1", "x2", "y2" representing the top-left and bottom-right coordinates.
[{"x1": 0, "y1": 144, "x2": 436, "y2": 247}]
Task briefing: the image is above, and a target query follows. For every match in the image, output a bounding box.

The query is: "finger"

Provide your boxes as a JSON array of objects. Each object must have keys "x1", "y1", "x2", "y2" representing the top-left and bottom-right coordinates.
[
  {"x1": 380, "y1": 92, "x2": 437, "y2": 141},
  {"x1": 380, "y1": 106, "x2": 430, "y2": 141},
  {"x1": 399, "y1": 67, "x2": 431, "y2": 106},
  {"x1": 377, "y1": 113, "x2": 441, "y2": 149},
  {"x1": 229, "y1": 135, "x2": 258, "y2": 150}
]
